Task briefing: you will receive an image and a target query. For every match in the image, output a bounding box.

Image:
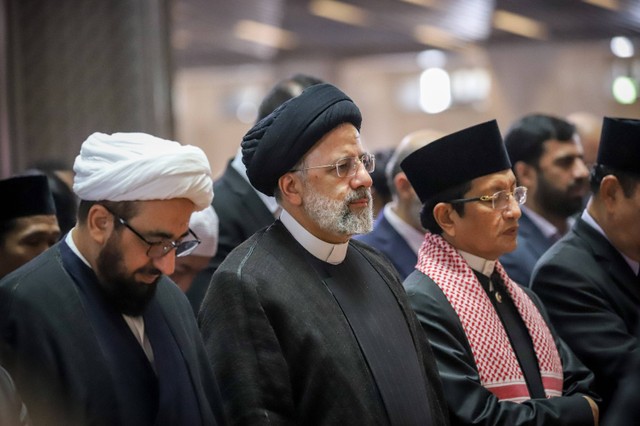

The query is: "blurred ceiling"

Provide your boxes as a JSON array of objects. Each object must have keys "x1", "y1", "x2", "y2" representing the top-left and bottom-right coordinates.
[{"x1": 171, "y1": 0, "x2": 640, "y2": 68}]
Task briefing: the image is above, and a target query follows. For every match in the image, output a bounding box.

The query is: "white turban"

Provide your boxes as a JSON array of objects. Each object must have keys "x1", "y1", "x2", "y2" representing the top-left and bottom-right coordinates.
[
  {"x1": 188, "y1": 206, "x2": 219, "y2": 258},
  {"x1": 73, "y1": 132, "x2": 213, "y2": 210}
]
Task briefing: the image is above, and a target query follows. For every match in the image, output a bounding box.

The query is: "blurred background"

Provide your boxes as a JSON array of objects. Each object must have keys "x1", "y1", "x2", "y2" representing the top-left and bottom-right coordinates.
[{"x1": 1, "y1": 0, "x2": 639, "y2": 179}]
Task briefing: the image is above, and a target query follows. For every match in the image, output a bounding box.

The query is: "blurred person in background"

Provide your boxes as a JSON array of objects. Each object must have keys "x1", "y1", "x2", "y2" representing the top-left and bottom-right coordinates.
[
  {"x1": 172, "y1": 206, "x2": 218, "y2": 296},
  {"x1": 566, "y1": 111, "x2": 602, "y2": 169},
  {"x1": 0, "y1": 175, "x2": 59, "y2": 279},
  {"x1": 369, "y1": 147, "x2": 393, "y2": 218},
  {"x1": 356, "y1": 129, "x2": 443, "y2": 279},
  {"x1": 500, "y1": 114, "x2": 589, "y2": 286}
]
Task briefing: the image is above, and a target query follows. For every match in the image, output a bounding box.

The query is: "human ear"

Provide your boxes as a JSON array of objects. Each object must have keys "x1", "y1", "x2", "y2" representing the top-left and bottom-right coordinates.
[
  {"x1": 278, "y1": 173, "x2": 303, "y2": 206},
  {"x1": 87, "y1": 205, "x2": 113, "y2": 245},
  {"x1": 433, "y1": 202, "x2": 457, "y2": 237}
]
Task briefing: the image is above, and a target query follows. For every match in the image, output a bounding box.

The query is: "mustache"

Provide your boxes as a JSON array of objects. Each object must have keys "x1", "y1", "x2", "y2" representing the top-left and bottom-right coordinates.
[
  {"x1": 136, "y1": 266, "x2": 162, "y2": 276},
  {"x1": 345, "y1": 187, "x2": 372, "y2": 203}
]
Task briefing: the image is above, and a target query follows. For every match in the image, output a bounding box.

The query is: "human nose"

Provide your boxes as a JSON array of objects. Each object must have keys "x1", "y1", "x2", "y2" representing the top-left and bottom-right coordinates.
[
  {"x1": 502, "y1": 196, "x2": 522, "y2": 219},
  {"x1": 574, "y1": 158, "x2": 590, "y2": 178},
  {"x1": 350, "y1": 160, "x2": 373, "y2": 188},
  {"x1": 152, "y1": 250, "x2": 176, "y2": 276}
]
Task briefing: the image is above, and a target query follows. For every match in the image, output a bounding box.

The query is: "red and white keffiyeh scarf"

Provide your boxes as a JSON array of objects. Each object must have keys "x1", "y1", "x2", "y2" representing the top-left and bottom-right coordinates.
[{"x1": 416, "y1": 233, "x2": 563, "y2": 402}]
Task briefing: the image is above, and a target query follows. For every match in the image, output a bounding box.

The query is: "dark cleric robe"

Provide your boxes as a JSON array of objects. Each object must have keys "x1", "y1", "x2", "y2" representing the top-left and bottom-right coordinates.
[
  {"x1": 404, "y1": 246, "x2": 600, "y2": 425},
  {"x1": 0, "y1": 239, "x2": 223, "y2": 426},
  {"x1": 198, "y1": 213, "x2": 449, "y2": 425}
]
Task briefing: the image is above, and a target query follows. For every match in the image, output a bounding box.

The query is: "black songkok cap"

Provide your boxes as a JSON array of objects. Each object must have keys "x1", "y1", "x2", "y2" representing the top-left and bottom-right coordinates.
[
  {"x1": 597, "y1": 117, "x2": 640, "y2": 174},
  {"x1": 0, "y1": 175, "x2": 56, "y2": 221},
  {"x1": 241, "y1": 83, "x2": 362, "y2": 196},
  {"x1": 400, "y1": 120, "x2": 511, "y2": 203}
]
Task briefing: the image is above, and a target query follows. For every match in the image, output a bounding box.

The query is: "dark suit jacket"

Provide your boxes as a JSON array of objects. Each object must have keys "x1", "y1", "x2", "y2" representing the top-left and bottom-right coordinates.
[
  {"x1": 199, "y1": 221, "x2": 449, "y2": 425},
  {"x1": 404, "y1": 269, "x2": 599, "y2": 425},
  {"x1": 531, "y1": 217, "x2": 640, "y2": 415},
  {"x1": 355, "y1": 211, "x2": 417, "y2": 280},
  {"x1": 187, "y1": 161, "x2": 275, "y2": 312},
  {"x1": 0, "y1": 244, "x2": 223, "y2": 426},
  {"x1": 500, "y1": 211, "x2": 555, "y2": 287}
]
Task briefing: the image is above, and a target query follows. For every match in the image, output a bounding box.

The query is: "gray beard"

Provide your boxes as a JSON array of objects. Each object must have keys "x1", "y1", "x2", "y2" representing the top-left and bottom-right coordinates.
[{"x1": 302, "y1": 186, "x2": 373, "y2": 236}]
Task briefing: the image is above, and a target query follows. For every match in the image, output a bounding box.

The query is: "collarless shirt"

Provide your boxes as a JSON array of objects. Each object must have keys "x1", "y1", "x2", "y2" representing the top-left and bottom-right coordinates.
[
  {"x1": 280, "y1": 209, "x2": 349, "y2": 265},
  {"x1": 383, "y1": 203, "x2": 424, "y2": 254}
]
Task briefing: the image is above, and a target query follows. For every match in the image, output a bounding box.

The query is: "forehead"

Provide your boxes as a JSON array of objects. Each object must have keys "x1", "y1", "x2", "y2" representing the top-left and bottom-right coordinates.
[
  {"x1": 305, "y1": 123, "x2": 362, "y2": 161},
  {"x1": 542, "y1": 138, "x2": 583, "y2": 157},
  {"x1": 10, "y1": 215, "x2": 59, "y2": 231},
  {"x1": 469, "y1": 169, "x2": 516, "y2": 192}
]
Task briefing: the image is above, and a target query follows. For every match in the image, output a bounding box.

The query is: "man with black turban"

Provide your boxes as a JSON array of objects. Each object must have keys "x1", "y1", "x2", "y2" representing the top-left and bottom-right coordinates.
[
  {"x1": 198, "y1": 83, "x2": 449, "y2": 425},
  {"x1": 0, "y1": 132, "x2": 223, "y2": 426}
]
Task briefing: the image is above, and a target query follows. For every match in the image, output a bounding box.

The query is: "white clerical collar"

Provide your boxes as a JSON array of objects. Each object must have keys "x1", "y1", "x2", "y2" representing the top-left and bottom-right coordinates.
[
  {"x1": 65, "y1": 229, "x2": 92, "y2": 268},
  {"x1": 231, "y1": 148, "x2": 280, "y2": 215},
  {"x1": 383, "y1": 203, "x2": 424, "y2": 254},
  {"x1": 280, "y1": 209, "x2": 349, "y2": 265},
  {"x1": 457, "y1": 248, "x2": 496, "y2": 278},
  {"x1": 581, "y1": 209, "x2": 640, "y2": 276}
]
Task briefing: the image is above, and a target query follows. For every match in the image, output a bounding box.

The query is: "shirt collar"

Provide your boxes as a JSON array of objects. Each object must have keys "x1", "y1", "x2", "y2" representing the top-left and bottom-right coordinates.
[
  {"x1": 280, "y1": 209, "x2": 349, "y2": 265},
  {"x1": 65, "y1": 229, "x2": 92, "y2": 268},
  {"x1": 457, "y1": 248, "x2": 496, "y2": 277},
  {"x1": 581, "y1": 209, "x2": 640, "y2": 275},
  {"x1": 231, "y1": 148, "x2": 280, "y2": 214},
  {"x1": 521, "y1": 205, "x2": 574, "y2": 239},
  {"x1": 383, "y1": 203, "x2": 424, "y2": 254}
]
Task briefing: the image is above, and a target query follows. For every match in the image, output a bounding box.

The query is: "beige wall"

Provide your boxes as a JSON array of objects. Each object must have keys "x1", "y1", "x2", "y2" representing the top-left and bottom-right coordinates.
[{"x1": 174, "y1": 39, "x2": 640, "y2": 179}]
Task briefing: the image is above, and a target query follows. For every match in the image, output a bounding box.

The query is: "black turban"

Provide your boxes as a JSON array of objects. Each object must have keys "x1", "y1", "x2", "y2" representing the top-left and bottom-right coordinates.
[
  {"x1": 241, "y1": 83, "x2": 362, "y2": 196},
  {"x1": 597, "y1": 117, "x2": 640, "y2": 174},
  {"x1": 0, "y1": 175, "x2": 56, "y2": 221},
  {"x1": 401, "y1": 120, "x2": 511, "y2": 203}
]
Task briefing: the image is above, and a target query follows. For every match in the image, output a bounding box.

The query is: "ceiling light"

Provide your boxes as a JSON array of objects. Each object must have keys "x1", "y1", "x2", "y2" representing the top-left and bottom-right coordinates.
[
  {"x1": 420, "y1": 68, "x2": 451, "y2": 114},
  {"x1": 611, "y1": 36, "x2": 634, "y2": 58},
  {"x1": 309, "y1": 0, "x2": 371, "y2": 26},
  {"x1": 233, "y1": 20, "x2": 298, "y2": 50},
  {"x1": 612, "y1": 76, "x2": 637, "y2": 104},
  {"x1": 493, "y1": 10, "x2": 548, "y2": 40}
]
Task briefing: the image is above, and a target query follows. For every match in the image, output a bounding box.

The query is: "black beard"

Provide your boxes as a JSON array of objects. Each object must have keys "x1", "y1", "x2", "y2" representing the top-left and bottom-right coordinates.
[
  {"x1": 536, "y1": 175, "x2": 586, "y2": 218},
  {"x1": 95, "y1": 232, "x2": 159, "y2": 316}
]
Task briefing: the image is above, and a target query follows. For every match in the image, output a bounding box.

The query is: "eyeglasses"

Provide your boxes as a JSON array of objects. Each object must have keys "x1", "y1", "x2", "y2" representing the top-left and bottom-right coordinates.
[
  {"x1": 448, "y1": 186, "x2": 528, "y2": 210},
  {"x1": 104, "y1": 207, "x2": 201, "y2": 258},
  {"x1": 291, "y1": 153, "x2": 375, "y2": 178}
]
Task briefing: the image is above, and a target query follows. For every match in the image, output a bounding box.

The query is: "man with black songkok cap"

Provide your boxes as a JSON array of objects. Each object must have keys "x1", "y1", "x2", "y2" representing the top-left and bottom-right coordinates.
[
  {"x1": 401, "y1": 120, "x2": 600, "y2": 425},
  {"x1": 531, "y1": 117, "x2": 640, "y2": 416},
  {"x1": 0, "y1": 175, "x2": 60, "y2": 279},
  {"x1": 0, "y1": 132, "x2": 224, "y2": 426},
  {"x1": 198, "y1": 83, "x2": 449, "y2": 425}
]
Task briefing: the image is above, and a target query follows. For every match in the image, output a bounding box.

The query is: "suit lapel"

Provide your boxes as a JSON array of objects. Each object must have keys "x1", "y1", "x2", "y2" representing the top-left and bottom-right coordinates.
[{"x1": 574, "y1": 219, "x2": 640, "y2": 301}]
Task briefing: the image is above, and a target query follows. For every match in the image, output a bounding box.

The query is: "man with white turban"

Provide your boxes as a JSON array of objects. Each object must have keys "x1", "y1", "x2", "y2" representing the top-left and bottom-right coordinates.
[{"x1": 0, "y1": 132, "x2": 223, "y2": 426}]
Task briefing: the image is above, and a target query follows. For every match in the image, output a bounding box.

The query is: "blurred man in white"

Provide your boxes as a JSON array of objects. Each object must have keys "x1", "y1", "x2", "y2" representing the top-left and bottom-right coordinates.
[{"x1": 172, "y1": 206, "x2": 219, "y2": 294}]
